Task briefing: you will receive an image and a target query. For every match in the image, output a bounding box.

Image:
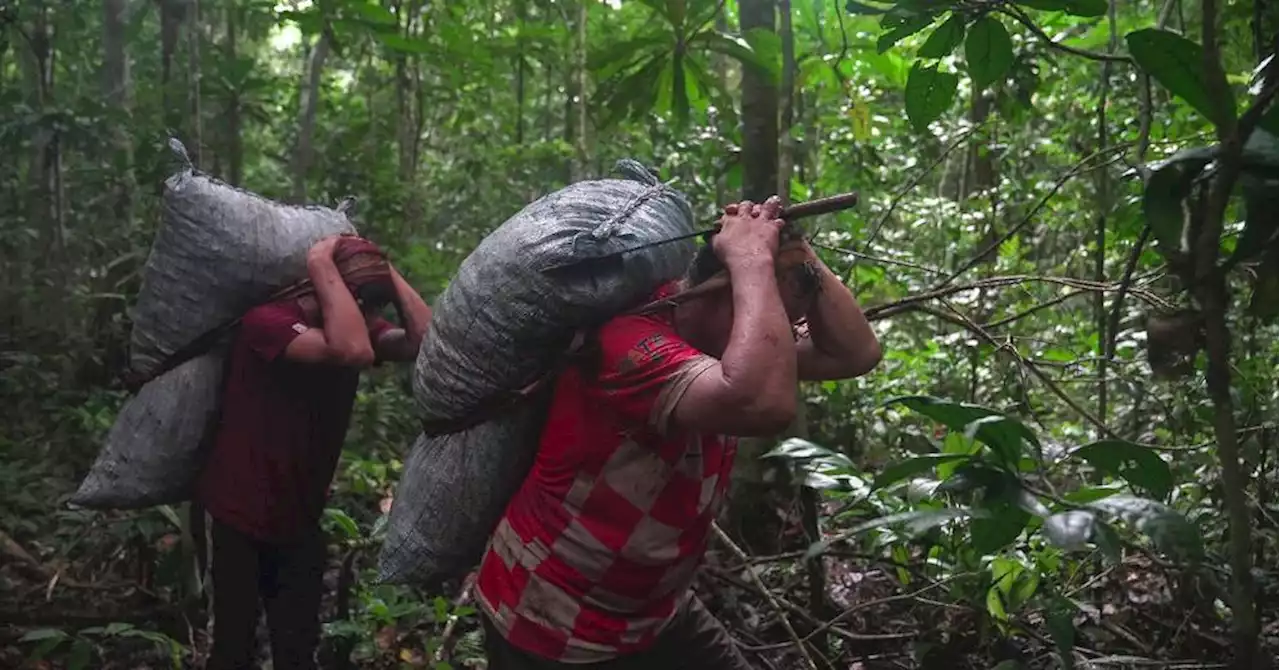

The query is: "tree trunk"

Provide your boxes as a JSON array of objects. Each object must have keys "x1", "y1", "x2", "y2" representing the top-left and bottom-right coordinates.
[
  {"x1": 777, "y1": 0, "x2": 795, "y2": 201},
  {"x1": 727, "y1": 0, "x2": 781, "y2": 556},
  {"x1": 1092, "y1": 0, "x2": 1119, "y2": 433},
  {"x1": 739, "y1": 0, "x2": 778, "y2": 202},
  {"x1": 102, "y1": 0, "x2": 134, "y2": 223},
  {"x1": 515, "y1": 0, "x2": 527, "y2": 145},
  {"x1": 224, "y1": 1, "x2": 242, "y2": 186},
  {"x1": 188, "y1": 0, "x2": 202, "y2": 167},
  {"x1": 291, "y1": 34, "x2": 330, "y2": 203}
]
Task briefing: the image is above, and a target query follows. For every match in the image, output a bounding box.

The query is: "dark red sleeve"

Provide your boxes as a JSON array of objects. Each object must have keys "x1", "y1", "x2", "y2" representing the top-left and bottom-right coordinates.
[
  {"x1": 239, "y1": 301, "x2": 309, "y2": 363},
  {"x1": 586, "y1": 315, "x2": 718, "y2": 434}
]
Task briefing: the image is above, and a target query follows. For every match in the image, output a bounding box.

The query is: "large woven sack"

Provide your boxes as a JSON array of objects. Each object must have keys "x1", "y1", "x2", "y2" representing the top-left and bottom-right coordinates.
[
  {"x1": 129, "y1": 139, "x2": 356, "y2": 379},
  {"x1": 70, "y1": 354, "x2": 225, "y2": 509},
  {"x1": 412, "y1": 159, "x2": 697, "y2": 424},
  {"x1": 377, "y1": 393, "x2": 551, "y2": 585}
]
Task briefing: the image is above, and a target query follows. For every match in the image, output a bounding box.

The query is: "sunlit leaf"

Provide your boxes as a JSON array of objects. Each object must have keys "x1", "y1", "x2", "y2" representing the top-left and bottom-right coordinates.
[
  {"x1": 1072, "y1": 440, "x2": 1173, "y2": 498},
  {"x1": 873, "y1": 453, "x2": 973, "y2": 490},
  {"x1": 965, "y1": 17, "x2": 1014, "y2": 91},
  {"x1": 877, "y1": 14, "x2": 936, "y2": 54},
  {"x1": 1016, "y1": 0, "x2": 1106, "y2": 16},
  {"x1": 1126, "y1": 28, "x2": 1235, "y2": 127}
]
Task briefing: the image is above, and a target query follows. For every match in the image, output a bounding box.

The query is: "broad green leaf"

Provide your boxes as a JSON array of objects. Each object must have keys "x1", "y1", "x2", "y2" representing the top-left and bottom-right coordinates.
[
  {"x1": 1063, "y1": 485, "x2": 1123, "y2": 504},
  {"x1": 1016, "y1": 0, "x2": 1106, "y2": 16},
  {"x1": 28, "y1": 636, "x2": 68, "y2": 662},
  {"x1": 762, "y1": 438, "x2": 855, "y2": 468},
  {"x1": 904, "y1": 64, "x2": 959, "y2": 131},
  {"x1": 872, "y1": 453, "x2": 973, "y2": 490},
  {"x1": 347, "y1": 2, "x2": 397, "y2": 27},
  {"x1": 1089, "y1": 495, "x2": 1204, "y2": 562},
  {"x1": 68, "y1": 640, "x2": 93, "y2": 670},
  {"x1": 965, "y1": 17, "x2": 1014, "y2": 91},
  {"x1": 1072, "y1": 440, "x2": 1173, "y2": 498},
  {"x1": 888, "y1": 396, "x2": 1039, "y2": 464},
  {"x1": 1043, "y1": 510, "x2": 1095, "y2": 550},
  {"x1": 918, "y1": 14, "x2": 965, "y2": 59},
  {"x1": 20, "y1": 629, "x2": 70, "y2": 642},
  {"x1": 971, "y1": 500, "x2": 1031, "y2": 554},
  {"x1": 986, "y1": 586, "x2": 1009, "y2": 621},
  {"x1": 378, "y1": 34, "x2": 434, "y2": 55},
  {"x1": 847, "y1": 0, "x2": 892, "y2": 14},
  {"x1": 323, "y1": 507, "x2": 360, "y2": 540},
  {"x1": 1126, "y1": 29, "x2": 1236, "y2": 127},
  {"x1": 102, "y1": 622, "x2": 133, "y2": 636},
  {"x1": 877, "y1": 14, "x2": 936, "y2": 54},
  {"x1": 690, "y1": 30, "x2": 780, "y2": 84},
  {"x1": 805, "y1": 508, "x2": 974, "y2": 558},
  {"x1": 1092, "y1": 517, "x2": 1123, "y2": 563},
  {"x1": 1046, "y1": 597, "x2": 1077, "y2": 669}
]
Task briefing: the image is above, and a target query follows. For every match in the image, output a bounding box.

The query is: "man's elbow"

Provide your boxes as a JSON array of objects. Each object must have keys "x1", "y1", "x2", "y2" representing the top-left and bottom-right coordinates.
[
  {"x1": 739, "y1": 395, "x2": 797, "y2": 436},
  {"x1": 333, "y1": 344, "x2": 376, "y2": 368},
  {"x1": 847, "y1": 341, "x2": 883, "y2": 377}
]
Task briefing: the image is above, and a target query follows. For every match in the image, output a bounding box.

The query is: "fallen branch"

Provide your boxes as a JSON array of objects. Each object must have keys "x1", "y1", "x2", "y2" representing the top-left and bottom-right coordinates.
[{"x1": 711, "y1": 523, "x2": 819, "y2": 670}]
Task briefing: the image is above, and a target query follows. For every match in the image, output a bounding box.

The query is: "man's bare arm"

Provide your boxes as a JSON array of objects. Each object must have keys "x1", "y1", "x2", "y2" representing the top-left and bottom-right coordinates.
[
  {"x1": 797, "y1": 256, "x2": 881, "y2": 381},
  {"x1": 374, "y1": 267, "x2": 433, "y2": 362},
  {"x1": 282, "y1": 238, "x2": 376, "y2": 367},
  {"x1": 668, "y1": 199, "x2": 799, "y2": 437}
]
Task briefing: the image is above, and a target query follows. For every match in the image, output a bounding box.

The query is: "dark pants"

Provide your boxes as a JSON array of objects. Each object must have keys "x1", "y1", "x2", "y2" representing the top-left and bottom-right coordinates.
[
  {"x1": 207, "y1": 520, "x2": 326, "y2": 670},
  {"x1": 482, "y1": 595, "x2": 752, "y2": 670}
]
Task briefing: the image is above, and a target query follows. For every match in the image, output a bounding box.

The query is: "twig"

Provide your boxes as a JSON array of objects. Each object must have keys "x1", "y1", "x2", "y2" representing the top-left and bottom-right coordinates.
[
  {"x1": 712, "y1": 523, "x2": 819, "y2": 670},
  {"x1": 1000, "y1": 4, "x2": 1134, "y2": 64},
  {"x1": 855, "y1": 127, "x2": 983, "y2": 281},
  {"x1": 815, "y1": 243, "x2": 947, "y2": 276},
  {"x1": 433, "y1": 575, "x2": 475, "y2": 664},
  {"x1": 935, "y1": 148, "x2": 1131, "y2": 289},
  {"x1": 1104, "y1": 224, "x2": 1152, "y2": 359},
  {"x1": 984, "y1": 289, "x2": 1090, "y2": 329}
]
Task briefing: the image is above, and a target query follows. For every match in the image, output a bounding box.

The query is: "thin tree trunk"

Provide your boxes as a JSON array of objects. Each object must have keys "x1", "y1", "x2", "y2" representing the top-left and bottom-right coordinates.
[
  {"x1": 573, "y1": 0, "x2": 589, "y2": 180},
  {"x1": 292, "y1": 34, "x2": 330, "y2": 203},
  {"x1": 225, "y1": 1, "x2": 242, "y2": 185},
  {"x1": 515, "y1": 0, "x2": 527, "y2": 144},
  {"x1": 189, "y1": 0, "x2": 202, "y2": 167},
  {"x1": 727, "y1": 0, "x2": 781, "y2": 556},
  {"x1": 1093, "y1": 0, "x2": 1118, "y2": 432},
  {"x1": 103, "y1": 0, "x2": 134, "y2": 223},
  {"x1": 739, "y1": 0, "x2": 778, "y2": 201},
  {"x1": 777, "y1": 0, "x2": 795, "y2": 201}
]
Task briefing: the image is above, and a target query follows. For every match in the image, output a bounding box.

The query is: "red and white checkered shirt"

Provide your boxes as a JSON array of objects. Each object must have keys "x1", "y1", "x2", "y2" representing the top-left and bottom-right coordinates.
[{"x1": 474, "y1": 284, "x2": 737, "y2": 663}]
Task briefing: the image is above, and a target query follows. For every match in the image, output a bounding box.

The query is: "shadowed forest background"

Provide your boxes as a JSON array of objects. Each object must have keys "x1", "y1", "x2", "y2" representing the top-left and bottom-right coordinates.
[{"x1": 0, "y1": 0, "x2": 1277, "y2": 668}]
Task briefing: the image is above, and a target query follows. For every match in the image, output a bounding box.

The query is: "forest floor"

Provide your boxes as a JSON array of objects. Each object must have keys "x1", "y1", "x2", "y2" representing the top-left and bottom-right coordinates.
[{"x1": 1, "y1": 471, "x2": 1272, "y2": 670}]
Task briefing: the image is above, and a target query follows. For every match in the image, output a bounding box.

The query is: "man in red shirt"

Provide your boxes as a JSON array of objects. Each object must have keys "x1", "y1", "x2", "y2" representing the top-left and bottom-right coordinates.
[
  {"x1": 198, "y1": 235, "x2": 431, "y2": 670},
  {"x1": 476, "y1": 197, "x2": 882, "y2": 668}
]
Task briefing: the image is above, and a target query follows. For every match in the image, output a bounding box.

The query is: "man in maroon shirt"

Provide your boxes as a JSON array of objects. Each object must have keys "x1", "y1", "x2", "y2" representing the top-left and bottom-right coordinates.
[
  {"x1": 197, "y1": 235, "x2": 431, "y2": 670},
  {"x1": 476, "y1": 197, "x2": 882, "y2": 668}
]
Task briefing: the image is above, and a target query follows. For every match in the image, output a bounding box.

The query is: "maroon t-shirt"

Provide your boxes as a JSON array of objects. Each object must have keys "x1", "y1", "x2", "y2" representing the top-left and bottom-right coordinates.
[{"x1": 197, "y1": 300, "x2": 391, "y2": 543}]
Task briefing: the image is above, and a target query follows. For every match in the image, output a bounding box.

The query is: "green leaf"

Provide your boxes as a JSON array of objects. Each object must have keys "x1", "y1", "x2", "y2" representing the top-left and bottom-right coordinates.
[
  {"x1": 1016, "y1": 0, "x2": 1106, "y2": 16},
  {"x1": 1072, "y1": 440, "x2": 1173, "y2": 498},
  {"x1": 1089, "y1": 495, "x2": 1204, "y2": 562},
  {"x1": 805, "y1": 508, "x2": 974, "y2": 558},
  {"x1": 965, "y1": 17, "x2": 1014, "y2": 91},
  {"x1": 1063, "y1": 484, "x2": 1123, "y2": 504},
  {"x1": 1043, "y1": 510, "x2": 1096, "y2": 550},
  {"x1": 873, "y1": 454, "x2": 973, "y2": 490},
  {"x1": 918, "y1": 14, "x2": 965, "y2": 59},
  {"x1": 378, "y1": 34, "x2": 434, "y2": 54},
  {"x1": 847, "y1": 0, "x2": 892, "y2": 14},
  {"x1": 888, "y1": 396, "x2": 1039, "y2": 464},
  {"x1": 1092, "y1": 517, "x2": 1123, "y2": 563},
  {"x1": 877, "y1": 14, "x2": 936, "y2": 54},
  {"x1": 1126, "y1": 29, "x2": 1236, "y2": 127},
  {"x1": 971, "y1": 499, "x2": 1031, "y2": 554},
  {"x1": 346, "y1": 2, "x2": 398, "y2": 27},
  {"x1": 323, "y1": 508, "x2": 360, "y2": 540},
  {"x1": 20, "y1": 629, "x2": 70, "y2": 642},
  {"x1": 903, "y1": 64, "x2": 958, "y2": 132},
  {"x1": 102, "y1": 622, "x2": 134, "y2": 636},
  {"x1": 68, "y1": 640, "x2": 93, "y2": 670},
  {"x1": 762, "y1": 438, "x2": 851, "y2": 466},
  {"x1": 1046, "y1": 597, "x2": 1077, "y2": 669},
  {"x1": 690, "y1": 30, "x2": 779, "y2": 84}
]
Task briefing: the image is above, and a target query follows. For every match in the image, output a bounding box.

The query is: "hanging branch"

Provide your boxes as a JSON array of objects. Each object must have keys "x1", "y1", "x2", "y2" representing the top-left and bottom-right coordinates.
[{"x1": 999, "y1": 4, "x2": 1133, "y2": 64}]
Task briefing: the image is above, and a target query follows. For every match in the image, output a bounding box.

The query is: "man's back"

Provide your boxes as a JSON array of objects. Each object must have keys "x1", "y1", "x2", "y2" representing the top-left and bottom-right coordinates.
[
  {"x1": 197, "y1": 299, "x2": 387, "y2": 542},
  {"x1": 475, "y1": 284, "x2": 736, "y2": 663}
]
